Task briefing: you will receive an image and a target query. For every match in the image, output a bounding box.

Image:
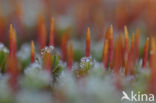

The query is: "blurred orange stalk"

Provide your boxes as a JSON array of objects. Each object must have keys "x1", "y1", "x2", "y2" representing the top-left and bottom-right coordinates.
[
  {"x1": 67, "y1": 42, "x2": 73, "y2": 70},
  {"x1": 142, "y1": 37, "x2": 149, "y2": 68},
  {"x1": 49, "y1": 18, "x2": 54, "y2": 46},
  {"x1": 108, "y1": 25, "x2": 113, "y2": 67},
  {"x1": 37, "y1": 15, "x2": 47, "y2": 49},
  {"x1": 124, "y1": 26, "x2": 129, "y2": 75},
  {"x1": 8, "y1": 24, "x2": 19, "y2": 91},
  {"x1": 102, "y1": 39, "x2": 108, "y2": 68},
  {"x1": 149, "y1": 38, "x2": 156, "y2": 93},
  {"x1": 31, "y1": 40, "x2": 35, "y2": 63},
  {"x1": 61, "y1": 28, "x2": 70, "y2": 61},
  {"x1": 43, "y1": 53, "x2": 52, "y2": 73},
  {"x1": 113, "y1": 39, "x2": 120, "y2": 73},
  {"x1": 135, "y1": 28, "x2": 140, "y2": 60},
  {"x1": 127, "y1": 34, "x2": 135, "y2": 75},
  {"x1": 86, "y1": 27, "x2": 91, "y2": 57}
]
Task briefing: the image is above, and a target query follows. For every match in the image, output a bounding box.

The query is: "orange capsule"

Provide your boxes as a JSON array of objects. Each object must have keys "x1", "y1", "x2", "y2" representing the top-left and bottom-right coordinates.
[
  {"x1": 124, "y1": 25, "x2": 129, "y2": 55},
  {"x1": 8, "y1": 24, "x2": 19, "y2": 91},
  {"x1": 37, "y1": 15, "x2": 47, "y2": 49},
  {"x1": 124, "y1": 26, "x2": 129, "y2": 75},
  {"x1": 31, "y1": 40, "x2": 35, "y2": 63},
  {"x1": 86, "y1": 27, "x2": 91, "y2": 57},
  {"x1": 9, "y1": 24, "x2": 17, "y2": 57},
  {"x1": 102, "y1": 39, "x2": 108, "y2": 68}
]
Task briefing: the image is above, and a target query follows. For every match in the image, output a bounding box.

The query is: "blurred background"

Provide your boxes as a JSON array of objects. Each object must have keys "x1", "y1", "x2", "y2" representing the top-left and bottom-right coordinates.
[{"x1": 0, "y1": 0, "x2": 156, "y2": 45}]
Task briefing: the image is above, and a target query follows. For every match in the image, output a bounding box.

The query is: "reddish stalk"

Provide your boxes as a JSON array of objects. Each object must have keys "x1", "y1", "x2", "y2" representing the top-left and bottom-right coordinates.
[
  {"x1": 108, "y1": 25, "x2": 113, "y2": 67},
  {"x1": 67, "y1": 42, "x2": 73, "y2": 71},
  {"x1": 61, "y1": 28, "x2": 70, "y2": 61},
  {"x1": 37, "y1": 15, "x2": 47, "y2": 49},
  {"x1": 124, "y1": 26, "x2": 129, "y2": 75},
  {"x1": 142, "y1": 37, "x2": 149, "y2": 68},
  {"x1": 113, "y1": 39, "x2": 120, "y2": 73},
  {"x1": 31, "y1": 40, "x2": 35, "y2": 63},
  {"x1": 119, "y1": 33, "x2": 124, "y2": 67},
  {"x1": 135, "y1": 28, "x2": 140, "y2": 60},
  {"x1": 149, "y1": 38, "x2": 155, "y2": 68},
  {"x1": 86, "y1": 27, "x2": 91, "y2": 57},
  {"x1": 113, "y1": 36, "x2": 123, "y2": 73},
  {"x1": 127, "y1": 34, "x2": 135, "y2": 75},
  {"x1": 49, "y1": 17, "x2": 54, "y2": 46},
  {"x1": 102, "y1": 39, "x2": 108, "y2": 68},
  {"x1": 43, "y1": 53, "x2": 52, "y2": 74},
  {"x1": 149, "y1": 38, "x2": 156, "y2": 93},
  {"x1": 9, "y1": 24, "x2": 17, "y2": 57},
  {"x1": 8, "y1": 24, "x2": 18, "y2": 91}
]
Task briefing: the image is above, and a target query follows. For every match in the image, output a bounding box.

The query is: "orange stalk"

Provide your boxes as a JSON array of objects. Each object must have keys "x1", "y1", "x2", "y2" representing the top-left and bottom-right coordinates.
[
  {"x1": 102, "y1": 39, "x2": 108, "y2": 68},
  {"x1": 105, "y1": 27, "x2": 110, "y2": 40},
  {"x1": 135, "y1": 28, "x2": 140, "y2": 60},
  {"x1": 37, "y1": 15, "x2": 47, "y2": 49},
  {"x1": 149, "y1": 38, "x2": 156, "y2": 93},
  {"x1": 119, "y1": 33, "x2": 124, "y2": 67},
  {"x1": 31, "y1": 40, "x2": 35, "y2": 63},
  {"x1": 129, "y1": 34, "x2": 135, "y2": 58},
  {"x1": 127, "y1": 34, "x2": 135, "y2": 75},
  {"x1": 61, "y1": 28, "x2": 70, "y2": 61},
  {"x1": 49, "y1": 17, "x2": 54, "y2": 46},
  {"x1": 15, "y1": 2, "x2": 23, "y2": 26},
  {"x1": 8, "y1": 57, "x2": 19, "y2": 91},
  {"x1": 124, "y1": 26, "x2": 129, "y2": 75},
  {"x1": 108, "y1": 25, "x2": 113, "y2": 67},
  {"x1": 124, "y1": 25, "x2": 129, "y2": 55},
  {"x1": 113, "y1": 39, "x2": 120, "y2": 73},
  {"x1": 113, "y1": 36, "x2": 123, "y2": 73},
  {"x1": 67, "y1": 42, "x2": 73, "y2": 70},
  {"x1": 86, "y1": 27, "x2": 91, "y2": 57},
  {"x1": 9, "y1": 24, "x2": 17, "y2": 57},
  {"x1": 0, "y1": 11, "x2": 5, "y2": 42},
  {"x1": 124, "y1": 61, "x2": 128, "y2": 76},
  {"x1": 43, "y1": 53, "x2": 52, "y2": 73},
  {"x1": 61, "y1": 37, "x2": 66, "y2": 61},
  {"x1": 149, "y1": 38, "x2": 156, "y2": 68},
  {"x1": 142, "y1": 37, "x2": 149, "y2": 68},
  {"x1": 8, "y1": 24, "x2": 18, "y2": 91}
]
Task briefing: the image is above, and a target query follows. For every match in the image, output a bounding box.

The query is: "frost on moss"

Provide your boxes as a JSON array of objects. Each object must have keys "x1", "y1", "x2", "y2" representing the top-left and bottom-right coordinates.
[{"x1": 20, "y1": 63, "x2": 51, "y2": 89}]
